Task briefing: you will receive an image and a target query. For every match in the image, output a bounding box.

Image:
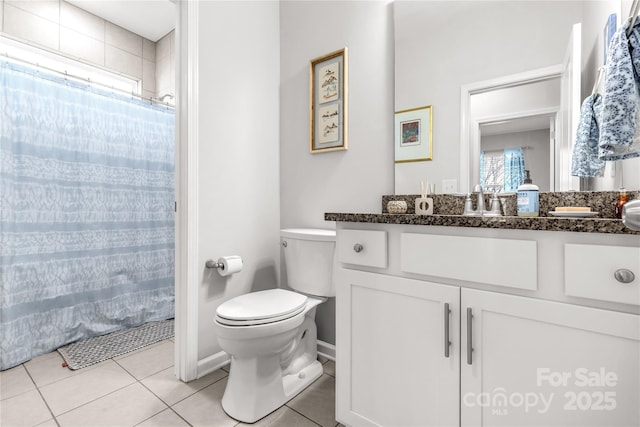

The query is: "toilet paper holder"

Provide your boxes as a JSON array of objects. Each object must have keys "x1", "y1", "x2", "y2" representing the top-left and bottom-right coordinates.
[
  {"x1": 205, "y1": 256, "x2": 243, "y2": 276},
  {"x1": 205, "y1": 259, "x2": 224, "y2": 269}
]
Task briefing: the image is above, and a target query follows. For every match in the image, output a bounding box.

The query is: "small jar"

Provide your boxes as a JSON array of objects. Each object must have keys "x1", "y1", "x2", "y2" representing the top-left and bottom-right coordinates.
[
  {"x1": 615, "y1": 188, "x2": 628, "y2": 219},
  {"x1": 387, "y1": 200, "x2": 408, "y2": 214}
]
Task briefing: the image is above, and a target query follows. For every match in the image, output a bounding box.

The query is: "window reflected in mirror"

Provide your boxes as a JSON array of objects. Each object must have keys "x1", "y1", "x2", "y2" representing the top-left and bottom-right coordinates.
[{"x1": 480, "y1": 115, "x2": 553, "y2": 192}]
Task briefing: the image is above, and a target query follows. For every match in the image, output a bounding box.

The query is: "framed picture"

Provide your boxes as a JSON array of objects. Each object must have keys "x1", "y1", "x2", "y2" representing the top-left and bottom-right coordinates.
[
  {"x1": 309, "y1": 48, "x2": 348, "y2": 153},
  {"x1": 394, "y1": 105, "x2": 433, "y2": 163}
]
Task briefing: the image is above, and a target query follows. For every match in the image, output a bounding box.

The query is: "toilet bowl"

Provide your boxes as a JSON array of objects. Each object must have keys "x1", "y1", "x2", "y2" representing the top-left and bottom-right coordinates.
[{"x1": 213, "y1": 229, "x2": 336, "y2": 423}]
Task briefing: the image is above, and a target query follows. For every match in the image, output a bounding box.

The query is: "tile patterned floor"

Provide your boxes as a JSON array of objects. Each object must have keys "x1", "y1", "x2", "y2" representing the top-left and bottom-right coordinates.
[{"x1": 0, "y1": 339, "x2": 340, "y2": 427}]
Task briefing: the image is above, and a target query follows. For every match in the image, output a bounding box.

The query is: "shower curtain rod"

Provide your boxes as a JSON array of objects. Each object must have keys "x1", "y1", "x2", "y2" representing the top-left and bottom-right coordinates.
[
  {"x1": 1, "y1": 52, "x2": 175, "y2": 108},
  {"x1": 482, "y1": 146, "x2": 534, "y2": 154}
]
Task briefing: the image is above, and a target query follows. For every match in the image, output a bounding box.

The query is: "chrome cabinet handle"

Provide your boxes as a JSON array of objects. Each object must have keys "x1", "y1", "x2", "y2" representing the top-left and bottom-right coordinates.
[
  {"x1": 353, "y1": 243, "x2": 364, "y2": 253},
  {"x1": 444, "y1": 303, "x2": 451, "y2": 358},
  {"x1": 614, "y1": 269, "x2": 635, "y2": 284},
  {"x1": 466, "y1": 308, "x2": 473, "y2": 365}
]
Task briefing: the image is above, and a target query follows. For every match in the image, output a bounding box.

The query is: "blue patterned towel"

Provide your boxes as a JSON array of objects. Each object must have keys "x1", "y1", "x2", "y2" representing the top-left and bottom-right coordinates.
[
  {"x1": 572, "y1": 93, "x2": 605, "y2": 176},
  {"x1": 599, "y1": 20, "x2": 640, "y2": 161}
]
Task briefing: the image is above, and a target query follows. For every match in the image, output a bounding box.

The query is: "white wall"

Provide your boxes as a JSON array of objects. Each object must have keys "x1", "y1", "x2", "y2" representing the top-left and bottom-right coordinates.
[
  {"x1": 279, "y1": 1, "x2": 395, "y2": 344},
  {"x1": 196, "y1": 1, "x2": 281, "y2": 362},
  {"x1": 394, "y1": 1, "x2": 584, "y2": 194}
]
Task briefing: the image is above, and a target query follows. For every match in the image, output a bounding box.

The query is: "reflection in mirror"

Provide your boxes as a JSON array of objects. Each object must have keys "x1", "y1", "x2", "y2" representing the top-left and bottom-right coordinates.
[
  {"x1": 480, "y1": 115, "x2": 554, "y2": 192},
  {"x1": 394, "y1": 0, "x2": 640, "y2": 194},
  {"x1": 465, "y1": 67, "x2": 563, "y2": 193}
]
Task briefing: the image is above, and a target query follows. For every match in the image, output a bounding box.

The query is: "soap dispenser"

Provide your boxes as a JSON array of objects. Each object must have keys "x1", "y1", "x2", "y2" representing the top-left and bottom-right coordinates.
[{"x1": 517, "y1": 170, "x2": 539, "y2": 217}]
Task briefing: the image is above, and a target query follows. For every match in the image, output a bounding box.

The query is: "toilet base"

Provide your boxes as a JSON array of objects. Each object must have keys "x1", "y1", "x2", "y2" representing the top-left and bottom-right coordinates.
[{"x1": 221, "y1": 357, "x2": 323, "y2": 423}]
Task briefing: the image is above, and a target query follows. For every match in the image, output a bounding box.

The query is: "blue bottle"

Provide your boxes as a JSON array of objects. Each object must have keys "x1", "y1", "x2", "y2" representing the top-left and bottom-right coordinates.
[{"x1": 517, "y1": 170, "x2": 539, "y2": 217}]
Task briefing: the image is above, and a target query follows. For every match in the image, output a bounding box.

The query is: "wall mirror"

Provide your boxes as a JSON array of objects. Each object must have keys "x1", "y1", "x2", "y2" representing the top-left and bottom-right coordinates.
[{"x1": 394, "y1": 0, "x2": 639, "y2": 195}]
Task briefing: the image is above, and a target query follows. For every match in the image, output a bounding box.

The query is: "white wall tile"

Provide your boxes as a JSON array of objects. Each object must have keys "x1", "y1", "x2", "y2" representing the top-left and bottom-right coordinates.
[
  {"x1": 60, "y1": 27, "x2": 105, "y2": 66},
  {"x1": 143, "y1": 38, "x2": 155, "y2": 61},
  {"x1": 4, "y1": 4, "x2": 59, "y2": 50},
  {"x1": 105, "y1": 44, "x2": 142, "y2": 79},
  {"x1": 5, "y1": 0, "x2": 58, "y2": 23},
  {"x1": 155, "y1": 31, "x2": 171, "y2": 61},
  {"x1": 155, "y1": 30, "x2": 174, "y2": 98},
  {"x1": 155, "y1": 55, "x2": 171, "y2": 97},
  {"x1": 60, "y1": 1, "x2": 104, "y2": 41},
  {"x1": 106, "y1": 22, "x2": 142, "y2": 56},
  {"x1": 142, "y1": 58, "x2": 155, "y2": 93},
  {"x1": 6, "y1": 0, "x2": 155, "y2": 97}
]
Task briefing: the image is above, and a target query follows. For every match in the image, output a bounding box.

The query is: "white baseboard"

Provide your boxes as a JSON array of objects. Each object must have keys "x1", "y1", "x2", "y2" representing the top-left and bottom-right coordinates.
[
  {"x1": 196, "y1": 350, "x2": 230, "y2": 379},
  {"x1": 317, "y1": 340, "x2": 335, "y2": 362}
]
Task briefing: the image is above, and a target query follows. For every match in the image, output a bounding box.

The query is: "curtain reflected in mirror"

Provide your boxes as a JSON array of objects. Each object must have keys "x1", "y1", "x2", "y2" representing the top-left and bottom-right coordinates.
[{"x1": 480, "y1": 116, "x2": 553, "y2": 192}]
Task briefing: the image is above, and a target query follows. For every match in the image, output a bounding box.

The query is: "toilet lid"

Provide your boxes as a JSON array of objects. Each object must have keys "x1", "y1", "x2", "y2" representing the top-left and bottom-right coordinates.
[{"x1": 216, "y1": 289, "x2": 307, "y2": 324}]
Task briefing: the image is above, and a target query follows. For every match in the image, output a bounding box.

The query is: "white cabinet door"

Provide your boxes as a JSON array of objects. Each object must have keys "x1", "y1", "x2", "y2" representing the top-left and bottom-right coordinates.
[
  {"x1": 336, "y1": 269, "x2": 460, "y2": 427},
  {"x1": 461, "y1": 288, "x2": 640, "y2": 427}
]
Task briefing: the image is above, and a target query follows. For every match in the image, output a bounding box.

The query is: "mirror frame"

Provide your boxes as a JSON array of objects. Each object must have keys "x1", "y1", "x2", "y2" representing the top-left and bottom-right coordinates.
[{"x1": 459, "y1": 65, "x2": 564, "y2": 194}]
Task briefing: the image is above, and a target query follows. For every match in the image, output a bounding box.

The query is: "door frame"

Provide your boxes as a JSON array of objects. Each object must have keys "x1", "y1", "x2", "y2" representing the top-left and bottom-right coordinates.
[
  {"x1": 174, "y1": 0, "x2": 200, "y2": 382},
  {"x1": 460, "y1": 64, "x2": 563, "y2": 194},
  {"x1": 472, "y1": 109, "x2": 559, "y2": 191}
]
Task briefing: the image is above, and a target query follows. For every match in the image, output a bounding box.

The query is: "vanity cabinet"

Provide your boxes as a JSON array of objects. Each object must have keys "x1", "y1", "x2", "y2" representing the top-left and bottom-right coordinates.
[
  {"x1": 336, "y1": 269, "x2": 460, "y2": 427},
  {"x1": 335, "y1": 226, "x2": 640, "y2": 427},
  {"x1": 461, "y1": 288, "x2": 639, "y2": 427}
]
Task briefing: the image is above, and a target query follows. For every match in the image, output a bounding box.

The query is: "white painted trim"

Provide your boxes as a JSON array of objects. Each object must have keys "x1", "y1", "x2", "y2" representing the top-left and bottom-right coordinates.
[
  {"x1": 317, "y1": 340, "x2": 336, "y2": 362},
  {"x1": 462, "y1": 64, "x2": 563, "y2": 94},
  {"x1": 174, "y1": 0, "x2": 200, "y2": 383},
  {"x1": 472, "y1": 107, "x2": 560, "y2": 126},
  {"x1": 459, "y1": 65, "x2": 563, "y2": 193},
  {"x1": 197, "y1": 351, "x2": 231, "y2": 379}
]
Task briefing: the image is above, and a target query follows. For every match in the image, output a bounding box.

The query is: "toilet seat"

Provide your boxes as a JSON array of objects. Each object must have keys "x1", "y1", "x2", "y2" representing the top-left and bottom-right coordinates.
[{"x1": 216, "y1": 289, "x2": 307, "y2": 327}]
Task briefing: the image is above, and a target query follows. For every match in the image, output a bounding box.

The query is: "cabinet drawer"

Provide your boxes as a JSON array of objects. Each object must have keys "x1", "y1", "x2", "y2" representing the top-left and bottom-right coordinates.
[
  {"x1": 565, "y1": 244, "x2": 640, "y2": 306},
  {"x1": 337, "y1": 229, "x2": 387, "y2": 268},
  {"x1": 400, "y1": 233, "x2": 537, "y2": 290}
]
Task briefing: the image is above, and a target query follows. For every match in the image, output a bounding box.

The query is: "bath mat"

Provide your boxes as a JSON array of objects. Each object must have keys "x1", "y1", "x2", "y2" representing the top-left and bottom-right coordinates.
[{"x1": 57, "y1": 319, "x2": 174, "y2": 370}]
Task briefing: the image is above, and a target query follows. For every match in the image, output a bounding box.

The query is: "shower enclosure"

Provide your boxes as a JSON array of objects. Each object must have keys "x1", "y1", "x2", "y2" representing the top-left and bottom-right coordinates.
[{"x1": 0, "y1": 59, "x2": 175, "y2": 370}]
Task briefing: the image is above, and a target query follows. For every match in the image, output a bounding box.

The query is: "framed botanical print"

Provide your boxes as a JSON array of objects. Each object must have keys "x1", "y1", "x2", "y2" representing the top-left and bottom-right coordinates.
[{"x1": 309, "y1": 48, "x2": 348, "y2": 153}]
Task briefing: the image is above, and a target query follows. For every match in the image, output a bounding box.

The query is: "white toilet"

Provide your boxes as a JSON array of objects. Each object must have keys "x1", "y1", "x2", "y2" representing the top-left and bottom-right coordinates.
[{"x1": 214, "y1": 228, "x2": 336, "y2": 423}]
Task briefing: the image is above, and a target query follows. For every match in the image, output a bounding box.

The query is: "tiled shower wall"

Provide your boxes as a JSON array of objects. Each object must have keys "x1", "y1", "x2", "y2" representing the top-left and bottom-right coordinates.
[
  {"x1": 155, "y1": 30, "x2": 174, "y2": 100},
  {"x1": 0, "y1": 0, "x2": 175, "y2": 100}
]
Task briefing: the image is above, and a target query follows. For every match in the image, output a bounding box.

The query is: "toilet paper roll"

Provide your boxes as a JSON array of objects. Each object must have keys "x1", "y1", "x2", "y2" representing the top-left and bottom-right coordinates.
[{"x1": 217, "y1": 256, "x2": 243, "y2": 276}]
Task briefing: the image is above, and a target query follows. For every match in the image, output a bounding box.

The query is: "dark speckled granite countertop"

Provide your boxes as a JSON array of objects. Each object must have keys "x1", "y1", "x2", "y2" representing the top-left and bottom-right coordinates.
[
  {"x1": 325, "y1": 191, "x2": 640, "y2": 235},
  {"x1": 324, "y1": 212, "x2": 639, "y2": 235}
]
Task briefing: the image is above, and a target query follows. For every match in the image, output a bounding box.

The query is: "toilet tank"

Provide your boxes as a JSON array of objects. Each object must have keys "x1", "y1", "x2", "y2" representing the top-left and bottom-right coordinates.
[{"x1": 281, "y1": 228, "x2": 336, "y2": 297}]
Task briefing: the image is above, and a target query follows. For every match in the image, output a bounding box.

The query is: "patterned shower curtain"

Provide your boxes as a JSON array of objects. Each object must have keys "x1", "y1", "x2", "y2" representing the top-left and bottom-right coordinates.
[
  {"x1": 504, "y1": 147, "x2": 526, "y2": 192},
  {"x1": 0, "y1": 60, "x2": 175, "y2": 370}
]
